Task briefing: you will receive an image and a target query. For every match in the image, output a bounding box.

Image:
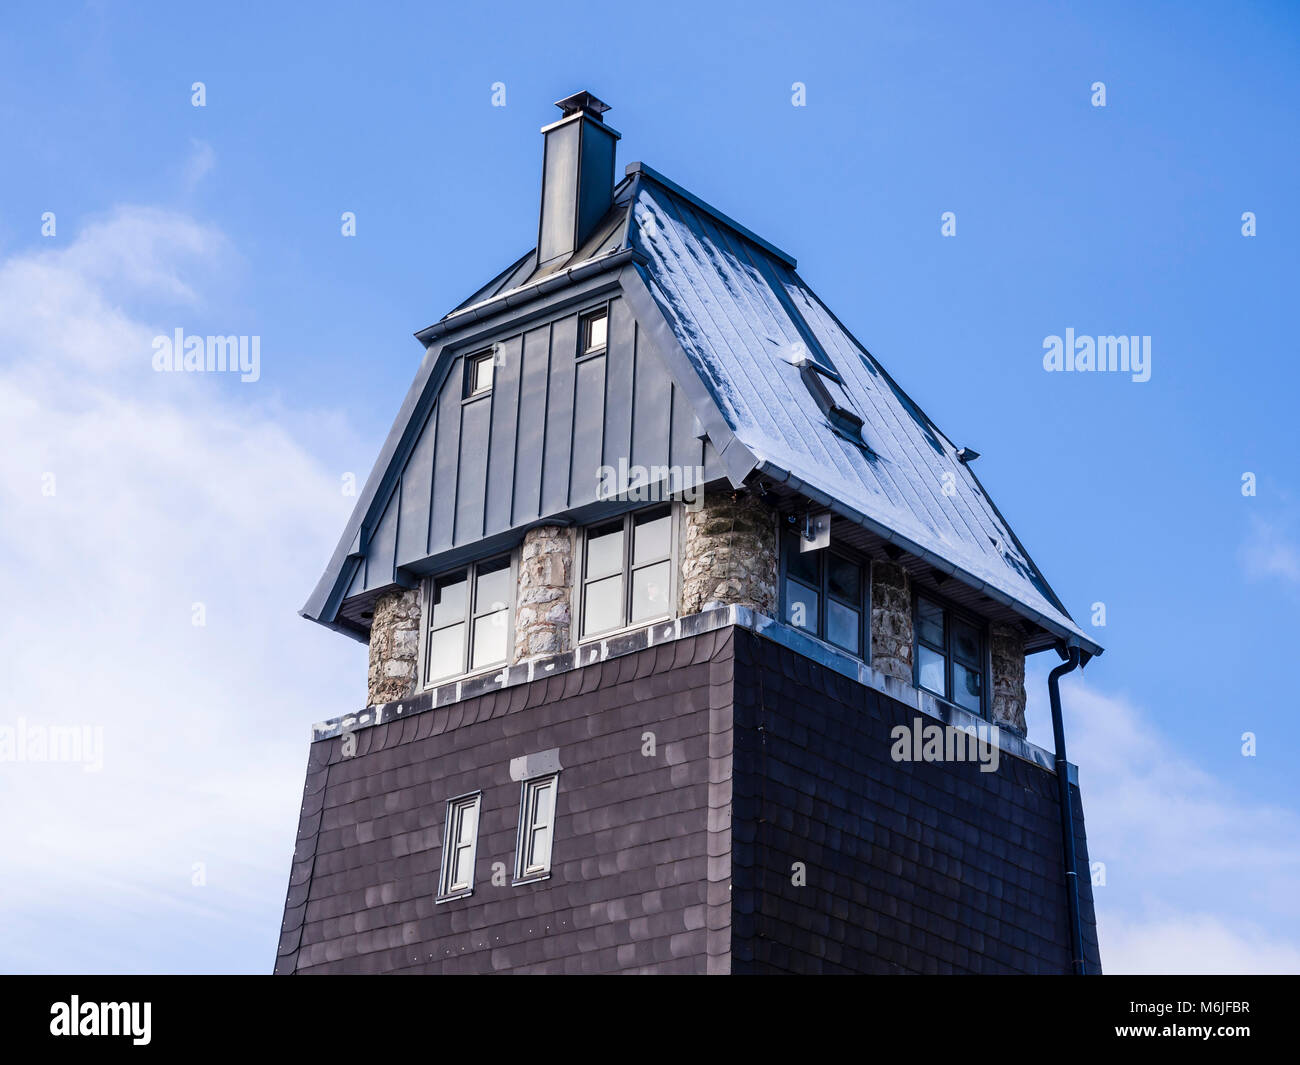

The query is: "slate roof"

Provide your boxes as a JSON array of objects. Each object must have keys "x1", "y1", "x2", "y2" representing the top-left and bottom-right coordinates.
[{"x1": 305, "y1": 160, "x2": 1101, "y2": 658}]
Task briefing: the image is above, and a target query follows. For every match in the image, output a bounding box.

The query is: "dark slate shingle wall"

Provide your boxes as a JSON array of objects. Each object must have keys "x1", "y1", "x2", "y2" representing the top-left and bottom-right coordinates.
[
  {"x1": 276, "y1": 629, "x2": 734, "y2": 974},
  {"x1": 729, "y1": 628, "x2": 1103, "y2": 974}
]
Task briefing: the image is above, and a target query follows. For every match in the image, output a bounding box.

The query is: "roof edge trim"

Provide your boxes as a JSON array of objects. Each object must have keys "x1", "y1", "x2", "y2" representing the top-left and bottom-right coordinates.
[
  {"x1": 416, "y1": 247, "x2": 643, "y2": 344},
  {"x1": 626, "y1": 162, "x2": 797, "y2": 269},
  {"x1": 757, "y1": 459, "x2": 1105, "y2": 659}
]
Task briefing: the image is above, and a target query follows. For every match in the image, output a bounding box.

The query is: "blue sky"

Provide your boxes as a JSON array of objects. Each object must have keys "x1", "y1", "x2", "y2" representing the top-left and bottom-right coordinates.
[{"x1": 1, "y1": 0, "x2": 1297, "y2": 973}]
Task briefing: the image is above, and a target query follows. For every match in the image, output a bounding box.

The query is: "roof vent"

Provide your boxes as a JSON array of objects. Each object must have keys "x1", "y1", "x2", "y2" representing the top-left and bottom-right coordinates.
[
  {"x1": 537, "y1": 91, "x2": 620, "y2": 272},
  {"x1": 799, "y1": 360, "x2": 868, "y2": 444}
]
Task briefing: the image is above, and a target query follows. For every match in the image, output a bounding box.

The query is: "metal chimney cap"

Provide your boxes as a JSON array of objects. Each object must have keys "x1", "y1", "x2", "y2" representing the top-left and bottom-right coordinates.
[{"x1": 554, "y1": 90, "x2": 611, "y2": 119}]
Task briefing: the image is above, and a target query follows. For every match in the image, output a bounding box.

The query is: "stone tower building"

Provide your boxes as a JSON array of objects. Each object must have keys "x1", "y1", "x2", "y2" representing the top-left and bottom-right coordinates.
[{"x1": 276, "y1": 92, "x2": 1104, "y2": 975}]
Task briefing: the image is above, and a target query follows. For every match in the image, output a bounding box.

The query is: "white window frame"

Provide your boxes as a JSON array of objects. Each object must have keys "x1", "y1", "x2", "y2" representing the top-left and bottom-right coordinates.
[
  {"x1": 577, "y1": 505, "x2": 677, "y2": 641},
  {"x1": 438, "y1": 791, "x2": 482, "y2": 902},
  {"x1": 514, "y1": 774, "x2": 559, "y2": 883},
  {"x1": 464, "y1": 348, "x2": 495, "y2": 398},
  {"x1": 420, "y1": 553, "x2": 516, "y2": 689},
  {"x1": 579, "y1": 305, "x2": 609, "y2": 359}
]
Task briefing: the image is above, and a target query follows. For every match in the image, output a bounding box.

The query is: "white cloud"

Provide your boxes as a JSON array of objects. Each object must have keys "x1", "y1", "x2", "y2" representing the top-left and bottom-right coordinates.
[
  {"x1": 1240, "y1": 514, "x2": 1300, "y2": 585},
  {"x1": 1099, "y1": 912, "x2": 1300, "y2": 976},
  {"x1": 183, "y1": 139, "x2": 216, "y2": 192},
  {"x1": 0, "y1": 208, "x2": 366, "y2": 973},
  {"x1": 1027, "y1": 672, "x2": 1300, "y2": 974}
]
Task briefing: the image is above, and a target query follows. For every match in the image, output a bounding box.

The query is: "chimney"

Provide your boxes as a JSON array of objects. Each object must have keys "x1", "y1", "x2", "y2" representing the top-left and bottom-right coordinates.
[{"x1": 537, "y1": 91, "x2": 620, "y2": 272}]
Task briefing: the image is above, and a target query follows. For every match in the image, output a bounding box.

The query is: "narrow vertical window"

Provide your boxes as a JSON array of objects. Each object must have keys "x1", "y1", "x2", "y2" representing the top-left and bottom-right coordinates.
[
  {"x1": 515, "y1": 774, "x2": 558, "y2": 882},
  {"x1": 580, "y1": 506, "x2": 674, "y2": 638},
  {"x1": 425, "y1": 555, "x2": 513, "y2": 685},
  {"x1": 427, "y1": 570, "x2": 469, "y2": 683},
  {"x1": 470, "y1": 557, "x2": 511, "y2": 670},
  {"x1": 438, "y1": 793, "x2": 481, "y2": 900},
  {"x1": 914, "y1": 595, "x2": 986, "y2": 716}
]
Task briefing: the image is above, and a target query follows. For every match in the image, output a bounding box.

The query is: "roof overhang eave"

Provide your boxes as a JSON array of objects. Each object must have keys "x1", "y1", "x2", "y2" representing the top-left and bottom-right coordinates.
[{"x1": 754, "y1": 460, "x2": 1105, "y2": 662}]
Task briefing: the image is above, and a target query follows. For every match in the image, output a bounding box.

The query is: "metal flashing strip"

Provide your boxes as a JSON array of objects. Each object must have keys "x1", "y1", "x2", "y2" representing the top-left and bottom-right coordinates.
[
  {"x1": 310, "y1": 606, "x2": 1076, "y2": 784},
  {"x1": 417, "y1": 247, "x2": 643, "y2": 343}
]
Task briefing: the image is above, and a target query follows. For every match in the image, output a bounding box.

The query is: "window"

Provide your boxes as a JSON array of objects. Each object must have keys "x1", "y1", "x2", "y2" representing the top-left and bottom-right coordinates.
[
  {"x1": 438, "y1": 793, "x2": 481, "y2": 900},
  {"x1": 425, "y1": 555, "x2": 512, "y2": 684},
  {"x1": 915, "y1": 595, "x2": 986, "y2": 715},
  {"x1": 580, "y1": 507, "x2": 673, "y2": 638},
  {"x1": 580, "y1": 308, "x2": 608, "y2": 356},
  {"x1": 515, "y1": 774, "x2": 558, "y2": 881},
  {"x1": 780, "y1": 532, "x2": 867, "y2": 657},
  {"x1": 464, "y1": 349, "x2": 494, "y2": 398}
]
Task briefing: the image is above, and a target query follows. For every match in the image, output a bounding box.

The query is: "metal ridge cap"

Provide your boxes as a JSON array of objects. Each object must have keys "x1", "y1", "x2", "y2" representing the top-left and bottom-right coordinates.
[{"x1": 625, "y1": 161, "x2": 798, "y2": 269}]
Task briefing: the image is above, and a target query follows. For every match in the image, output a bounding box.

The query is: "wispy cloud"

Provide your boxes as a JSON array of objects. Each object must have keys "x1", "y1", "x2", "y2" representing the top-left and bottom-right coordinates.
[
  {"x1": 183, "y1": 139, "x2": 216, "y2": 192},
  {"x1": 0, "y1": 208, "x2": 364, "y2": 973},
  {"x1": 1028, "y1": 673, "x2": 1300, "y2": 974},
  {"x1": 1240, "y1": 514, "x2": 1300, "y2": 585}
]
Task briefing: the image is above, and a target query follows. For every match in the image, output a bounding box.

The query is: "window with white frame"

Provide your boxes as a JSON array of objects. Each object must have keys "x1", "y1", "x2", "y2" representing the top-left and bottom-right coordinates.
[
  {"x1": 438, "y1": 793, "x2": 481, "y2": 900},
  {"x1": 580, "y1": 506, "x2": 673, "y2": 639},
  {"x1": 580, "y1": 307, "x2": 608, "y2": 357},
  {"x1": 425, "y1": 555, "x2": 512, "y2": 685},
  {"x1": 464, "y1": 348, "x2": 494, "y2": 398},
  {"x1": 514, "y1": 774, "x2": 558, "y2": 881}
]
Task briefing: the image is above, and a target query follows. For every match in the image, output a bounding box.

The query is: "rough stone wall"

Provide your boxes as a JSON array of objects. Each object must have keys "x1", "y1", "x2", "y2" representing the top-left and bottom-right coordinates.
[
  {"x1": 679, "y1": 490, "x2": 778, "y2": 617},
  {"x1": 514, "y1": 526, "x2": 574, "y2": 661},
  {"x1": 869, "y1": 560, "x2": 913, "y2": 682},
  {"x1": 367, "y1": 586, "x2": 421, "y2": 707},
  {"x1": 990, "y1": 623, "x2": 1028, "y2": 735}
]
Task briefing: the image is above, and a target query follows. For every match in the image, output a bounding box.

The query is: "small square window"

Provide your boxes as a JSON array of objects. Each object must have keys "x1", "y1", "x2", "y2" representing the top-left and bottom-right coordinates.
[
  {"x1": 515, "y1": 774, "x2": 558, "y2": 882},
  {"x1": 439, "y1": 793, "x2": 481, "y2": 900},
  {"x1": 465, "y1": 350, "x2": 494, "y2": 397},
  {"x1": 581, "y1": 309, "x2": 608, "y2": 356}
]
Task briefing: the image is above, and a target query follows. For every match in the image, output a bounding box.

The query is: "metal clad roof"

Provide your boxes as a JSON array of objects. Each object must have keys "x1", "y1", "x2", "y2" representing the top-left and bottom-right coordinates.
[
  {"x1": 626, "y1": 169, "x2": 1098, "y2": 653},
  {"x1": 304, "y1": 159, "x2": 1099, "y2": 656}
]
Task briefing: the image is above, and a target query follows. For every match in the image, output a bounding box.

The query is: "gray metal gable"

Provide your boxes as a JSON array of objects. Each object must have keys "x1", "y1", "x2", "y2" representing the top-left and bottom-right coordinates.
[{"x1": 302, "y1": 259, "x2": 728, "y2": 636}]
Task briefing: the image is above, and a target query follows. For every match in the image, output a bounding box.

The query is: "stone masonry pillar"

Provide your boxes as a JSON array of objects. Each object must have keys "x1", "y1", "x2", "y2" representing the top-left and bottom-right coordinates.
[
  {"x1": 514, "y1": 525, "x2": 574, "y2": 661},
  {"x1": 679, "y1": 489, "x2": 778, "y2": 617},
  {"x1": 367, "y1": 586, "x2": 420, "y2": 706},
  {"x1": 990, "y1": 623, "x2": 1028, "y2": 735},
  {"x1": 870, "y1": 560, "x2": 913, "y2": 683}
]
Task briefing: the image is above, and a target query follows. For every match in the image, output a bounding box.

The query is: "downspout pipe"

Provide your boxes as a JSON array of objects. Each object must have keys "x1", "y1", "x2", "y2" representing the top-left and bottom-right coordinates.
[{"x1": 1048, "y1": 645, "x2": 1087, "y2": 975}]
